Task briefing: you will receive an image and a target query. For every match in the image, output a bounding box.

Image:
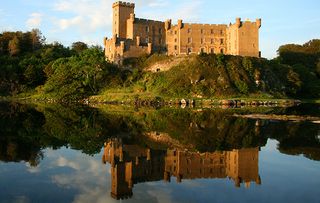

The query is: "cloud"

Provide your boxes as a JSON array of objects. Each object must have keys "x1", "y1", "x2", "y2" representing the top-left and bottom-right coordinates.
[
  {"x1": 145, "y1": 0, "x2": 169, "y2": 8},
  {"x1": 26, "y1": 12, "x2": 43, "y2": 29},
  {"x1": 52, "y1": 0, "x2": 113, "y2": 32},
  {"x1": 138, "y1": 0, "x2": 203, "y2": 22},
  {"x1": 55, "y1": 156, "x2": 81, "y2": 170}
]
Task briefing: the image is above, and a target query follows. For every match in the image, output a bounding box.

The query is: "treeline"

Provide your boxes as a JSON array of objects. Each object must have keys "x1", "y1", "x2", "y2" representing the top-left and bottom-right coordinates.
[
  {"x1": 0, "y1": 30, "x2": 122, "y2": 99},
  {"x1": 276, "y1": 39, "x2": 320, "y2": 97}
]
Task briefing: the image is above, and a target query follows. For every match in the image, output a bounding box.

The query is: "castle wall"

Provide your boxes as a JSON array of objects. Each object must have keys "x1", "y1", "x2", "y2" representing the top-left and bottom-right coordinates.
[
  {"x1": 128, "y1": 18, "x2": 166, "y2": 49},
  {"x1": 166, "y1": 21, "x2": 228, "y2": 55},
  {"x1": 105, "y1": 1, "x2": 261, "y2": 64}
]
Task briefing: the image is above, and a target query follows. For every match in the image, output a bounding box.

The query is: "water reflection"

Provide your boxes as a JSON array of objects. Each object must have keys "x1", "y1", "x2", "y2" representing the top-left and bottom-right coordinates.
[
  {"x1": 1, "y1": 102, "x2": 320, "y2": 202},
  {"x1": 103, "y1": 139, "x2": 261, "y2": 200}
]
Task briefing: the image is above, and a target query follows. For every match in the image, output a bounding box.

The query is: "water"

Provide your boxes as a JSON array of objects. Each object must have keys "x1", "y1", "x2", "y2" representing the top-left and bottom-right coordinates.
[{"x1": 0, "y1": 102, "x2": 319, "y2": 203}]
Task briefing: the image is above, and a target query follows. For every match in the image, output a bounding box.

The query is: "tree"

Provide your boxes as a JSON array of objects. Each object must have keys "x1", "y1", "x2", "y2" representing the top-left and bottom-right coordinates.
[
  {"x1": 71, "y1": 41, "x2": 88, "y2": 54},
  {"x1": 30, "y1": 29, "x2": 45, "y2": 50},
  {"x1": 43, "y1": 47, "x2": 111, "y2": 100},
  {"x1": 8, "y1": 36, "x2": 20, "y2": 56}
]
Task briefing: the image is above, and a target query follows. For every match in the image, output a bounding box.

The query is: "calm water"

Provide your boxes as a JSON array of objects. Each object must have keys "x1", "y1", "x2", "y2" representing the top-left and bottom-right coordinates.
[{"x1": 0, "y1": 102, "x2": 320, "y2": 203}]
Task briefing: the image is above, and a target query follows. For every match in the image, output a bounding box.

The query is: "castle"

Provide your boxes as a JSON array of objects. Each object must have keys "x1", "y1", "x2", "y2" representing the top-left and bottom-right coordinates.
[
  {"x1": 102, "y1": 139, "x2": 261, "y2": 200},
  {"x1": 104, "y1": 1, "x2": 262, "y2": 64}
]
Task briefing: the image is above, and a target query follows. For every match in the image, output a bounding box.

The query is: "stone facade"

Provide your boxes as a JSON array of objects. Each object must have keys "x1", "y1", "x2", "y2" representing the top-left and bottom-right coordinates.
[{"x1": 104, "y1": 1, "x2": 261, "y2": 64}]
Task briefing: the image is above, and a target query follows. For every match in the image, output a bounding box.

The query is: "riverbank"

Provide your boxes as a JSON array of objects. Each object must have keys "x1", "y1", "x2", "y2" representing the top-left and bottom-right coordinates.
[{"x1": 0, "y1": 93, "x2": 303, "y2": 109}]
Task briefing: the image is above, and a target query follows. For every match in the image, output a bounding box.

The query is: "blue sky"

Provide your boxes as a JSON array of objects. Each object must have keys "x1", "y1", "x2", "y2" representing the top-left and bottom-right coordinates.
[{"x1": 0, "y1": 0, "x2": 319, "y2": 58}]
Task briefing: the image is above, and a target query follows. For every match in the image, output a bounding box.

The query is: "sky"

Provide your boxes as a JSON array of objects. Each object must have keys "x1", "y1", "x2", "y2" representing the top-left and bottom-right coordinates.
[{"x1": 0, "y1": 0, "x2": 319, "y2": 59}]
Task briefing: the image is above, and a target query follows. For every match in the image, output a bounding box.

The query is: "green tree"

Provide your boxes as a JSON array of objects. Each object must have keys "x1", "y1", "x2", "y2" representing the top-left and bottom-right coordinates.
[
  {"x1": 8, "y1": 36, "x2": 20, "y2": 56},
  {"x1": 71, "y1": 41, "x2": 88, "y2": 54}
]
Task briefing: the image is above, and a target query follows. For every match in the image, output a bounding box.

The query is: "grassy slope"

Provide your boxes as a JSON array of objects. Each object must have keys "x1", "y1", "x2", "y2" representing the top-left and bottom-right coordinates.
[{"x1": 93, "y1": 54, "x2": 297, "y2": 103}]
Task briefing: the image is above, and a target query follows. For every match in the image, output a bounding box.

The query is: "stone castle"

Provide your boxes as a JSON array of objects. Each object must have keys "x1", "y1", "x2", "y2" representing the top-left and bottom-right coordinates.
[
  {"x1": 102, "y1": 139, "x2": 261, "y2": 200},
  {"x1": 104, "y1": 1, "x2": 262, "y2": 64}
]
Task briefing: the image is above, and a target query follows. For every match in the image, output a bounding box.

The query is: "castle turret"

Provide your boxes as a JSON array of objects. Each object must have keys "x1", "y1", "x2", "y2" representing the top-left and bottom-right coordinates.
[
  {"x1": 256, "y1": 18, "x2": 261, "y2": 28},
  {"x1": 177, "y1": 19, "x2": 183, "y2": 29},
  {"x1": 165, "y1": 19, "x2": 172, "y2": 30},
  {"x1": 130, "y1": 13, "x2": 135, "y2": 22},
  {"x1": 103, "y1": 37, "x2": 108, "y2": 46},
  {"x1": 235, "y1": 17, "x2": 241, "y2": 28}
]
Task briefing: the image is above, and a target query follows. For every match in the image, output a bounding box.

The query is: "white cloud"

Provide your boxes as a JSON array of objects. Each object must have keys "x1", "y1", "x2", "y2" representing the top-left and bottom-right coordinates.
[
  {"x1": 26, "y1": 162, "x2": 41, "y2": 173},
  {"x1": 57, "y1": 16, "x2": 83, "y2": 30},
  {"x1": 26, "y1": 12, "x2": 43, "y2": 29},
  {"x1": 146, "y1": 0, "x2": 169, "y2": 8},
  {"x1": 55, "y1": 156, "x2": 81, "y2": 170},
  {"x1": 138, "y1": 0, "x2": 203, "y2": 22},
  {"x1": 52, "y1": 0, "x2": 113, "y2": 32}
]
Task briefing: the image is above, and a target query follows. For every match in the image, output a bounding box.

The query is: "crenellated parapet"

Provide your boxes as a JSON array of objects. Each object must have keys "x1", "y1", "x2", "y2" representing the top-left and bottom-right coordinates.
[
  {"x1": 112, "y1": 1, "x2": 135, "y2": 8},
  {"x1": 256, "y1": 18, "x2": 262, "y2": 28},
  {"x1": 165, "y1": 19, "x2": 172, "y2": 30}
]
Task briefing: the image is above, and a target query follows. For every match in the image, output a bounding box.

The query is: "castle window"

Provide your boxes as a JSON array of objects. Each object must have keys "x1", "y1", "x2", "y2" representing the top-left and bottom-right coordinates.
[
  {"x1": 174, "y1": 38, "x2": 177, "y2": 43},
  {"x1": 220, "y1": 30, "x2": 223, "y2": 35},
  {"x1": 253, "y1": 43, "x2": 255, "y2": 48},
  {"x1": 211, "y1": 29, "x2": 214, "y2": 34},
  {"x1": 174, "y1": 30, "x2": 177, "y2": 35},
  {"x1": 174, "y1": 45, "x2": 178, "y2": 50},
  {"x1": 220, "y1": 39, "x2": 224, "y2": 44},
  {"x1": 188, "y1": 37, "x2": 192, "y2": 43},
  {"x1": 220, "y1": 49, "x2": 224, "y2": 54},
  {"x1": 211, "y1": 48, "x2": 214, "y2": 53},
  {"x1": 201, "y1": 38, "x2": 204, "y2": 44},
  {"x1": 201, "y1": 29, "x2": 203, "y2": 34}
]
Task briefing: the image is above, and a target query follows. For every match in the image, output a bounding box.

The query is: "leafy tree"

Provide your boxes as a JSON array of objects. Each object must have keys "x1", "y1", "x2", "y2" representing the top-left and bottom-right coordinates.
[
  {"x1": 71, "y1": 41, "x2": 88, "y2": 54},
  {"x1": 43, "y1": 46, "x2": 112, "y2": 100},
  {"x1": 8, "y1": 36, "x2": 20, "y2": 56}
]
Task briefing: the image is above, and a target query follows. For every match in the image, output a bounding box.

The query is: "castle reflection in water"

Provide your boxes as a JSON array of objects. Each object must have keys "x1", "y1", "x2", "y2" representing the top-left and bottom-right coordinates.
[{"x1": 102, "y1": 138, "x2": 261, "y2": 200}]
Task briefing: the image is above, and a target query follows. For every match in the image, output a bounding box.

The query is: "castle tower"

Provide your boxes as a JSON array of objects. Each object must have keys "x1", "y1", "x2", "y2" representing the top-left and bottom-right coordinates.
[
  {"x1": 112, "y1": 1, "x2": 135, "y2": 39},
  {"x1": 227, "y1": 18, "x2": 261, "y2": 57}
]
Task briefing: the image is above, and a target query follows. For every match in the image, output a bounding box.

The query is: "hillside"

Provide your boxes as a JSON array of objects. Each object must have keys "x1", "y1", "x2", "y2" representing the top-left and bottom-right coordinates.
[{"x1": 96, "y1": 51, "x2": 320, "y2": 103}]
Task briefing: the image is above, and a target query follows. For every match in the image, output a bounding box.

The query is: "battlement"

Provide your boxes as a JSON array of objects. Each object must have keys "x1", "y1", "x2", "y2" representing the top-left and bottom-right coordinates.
[
  {"x1": 134, "y1": 18, "x2": 164, "y2": 24},
  {"x1": 113, "y1": 1, "x2": 135, "y2": 8},
  {"x1": 183, "y1": 23, "x2": 227, "y2": 27}
]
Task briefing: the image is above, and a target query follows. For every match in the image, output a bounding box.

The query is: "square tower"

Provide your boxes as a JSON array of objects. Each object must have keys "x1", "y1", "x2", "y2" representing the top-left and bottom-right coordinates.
[
  {"x1": 227, "y1": 18, "x2": 261, "y2": 57},
  {"x1": 112, "y1": 1, "x2": 135, "y2": 39}
]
